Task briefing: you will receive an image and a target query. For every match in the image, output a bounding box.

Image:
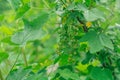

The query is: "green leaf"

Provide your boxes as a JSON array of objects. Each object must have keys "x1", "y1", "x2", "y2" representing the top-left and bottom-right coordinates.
[
  {"x1": 30, "y1": 12, "x2": 49, "y2": 28},
  {"x1": 76, "y1": 3, "x2": 87, "y2": 11},
  {"x1": 1, "y1": 37, "x2": 17, "y2": 45},
  {"x1": 59, "y1": 54, "x2": 69, "y2": 66},
  {"x1": 89, "y1": 67, "x2": 113, "y2": 80},
  {"x1": 8, "y1": 0, "x2": 30, "y2": 19},
  {"x1": 7, "y1": 0, "x2": 22, "y2": 10},
  {"x1": 0, "y1": 52, "x2": 9, "y2": 63},
  {"x1": 0, "y1": 15, "x2": 4, "y2": 21},
  {"x1": 100, "y1": 0, "x2": 108, "y2": 3},
  {"x1": 11, "y1": 29, "x2": 45, "y2": 45},
  {"x1": 80, "y1": 30, "x2": 103, "y2": 53},
  {"x1": 11, "y1": 12, "x2": 49, "y2": 45},
  {"x1": 66, "y1": 3, "x2": 87, "y2": 11},
  {"x1": 58, "y1": 69, "x2": 79, "y2": 80},
  {"x1": 88, "y1": 35, "x2": 103, "y2": 53},
  {"x1": 80, "y1": 30, "x2": 114, "y2": 53},
  {"x1": 82, "y1": 52, "x2": 93, "y2": 64},
  {"x1": 99, "y1": 33, "x2": 114, "y2": 50},
  {"x1": 16, "y1": 3, "x2": 30, "y2": 19},
  {"x1": 115, "y1": 0, "x2": 120, "y2": 11},
  {"x1": 21, "y1": 0, "x2": 30, "y2": 4},
  {"x1": 84, "y1": 8, "x2": 105, "y2": 21},
  {"x1": 85, "y1": 0, "x2": 91, "y2": 7},
  {"x1": 24, "y1": 73, "x2": 48, "y2": 80},
  {"x1": 6, "y1": 68, "x2": 31, "y2": 80}
]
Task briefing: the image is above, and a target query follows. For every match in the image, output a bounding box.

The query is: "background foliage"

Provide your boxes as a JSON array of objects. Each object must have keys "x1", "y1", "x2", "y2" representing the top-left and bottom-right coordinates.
[{"x1": 0, "y1": 0, "x2": 120, "y2": 80}]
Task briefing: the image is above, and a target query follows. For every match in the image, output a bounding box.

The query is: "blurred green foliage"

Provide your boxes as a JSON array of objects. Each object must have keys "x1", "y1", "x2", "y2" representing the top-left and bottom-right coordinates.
[{"x1": 0, "y1": 0, "x2": 120, "y2": 80}]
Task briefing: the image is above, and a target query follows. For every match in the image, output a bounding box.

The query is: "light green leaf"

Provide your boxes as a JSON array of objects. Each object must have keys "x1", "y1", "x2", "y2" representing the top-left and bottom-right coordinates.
[
  {"x1": 6, "y1": 68, "x2": 31, "y2": 80},
  {"x1": 30, "y1": 12, "x2": 49, "y2": 28},
  {"x1": 58, "y1": 69, "x2": 79, "y2": 80},
  {"x1": 99, "y1": 33, "x2": 114, "y2": 50},
  {"x1": 88, "y1": 34, "x2": 103, "y2": 53},
  {"x1": 7, "y1": 0, "x2": 22, "y2": 10},
  {"x1": 0, "y1": 52, "x2": 9, "y2": 63},
  {"x1": 21, "y1": 0, "x2": 30, "y2": 4},
  {"x1": 66, "y1": 3, "x2": 87, "y2": 11},
  {"x1": 8, "y1": 0, "x2": 30, "y2": 19},
  {"x1": 1, "y1": 37, "x2": 17, "y2": 45},
  {"x1": 90, "y1": 67, "x2": 113, "y2": 80},
  {"x1": 80, "y1": 30, "x2": 114, "y2": 53},
  {"x1": 84, "y1": 8, "x2": 105, "y2": 21},
  {"x1": 11, "y1": 12, "x2": 49, "y2": 45},
  {"x1": 76, "y1": 3, "x2": 87, "y2": 11},
  {"x1": 100, "y1": 0, "x2": 108, "y2": 3},
  {"x1": 24, "y1": 73, "x2": 48, "y2": 80},
  {"x1": 115, "y1": 0, "x2": 120, "y2": 12},
  {"x1": 0, "y1": 15, "x2": 4, "y2": 21},
  {"x1": 11, "y1": 29, "x2": 45, "y2": 45},
  {"x1": 16, "y1": 3, "x2": 30, "y2": 19}
]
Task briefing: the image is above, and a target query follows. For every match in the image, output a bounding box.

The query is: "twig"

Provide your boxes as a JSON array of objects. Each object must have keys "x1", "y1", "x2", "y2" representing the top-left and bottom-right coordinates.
[
  {"x1": 77, "y1": 17, "x2": 88, "y2": 32},
  {"x1": 22, "y1": 47, "x2": 28, "y2": 67},
  {"x1": 5, "y1": 51, "x2": 20, "y2": 79},
  {"x1": 0, "y1": 69, "x2": 4, "y2": 80}
]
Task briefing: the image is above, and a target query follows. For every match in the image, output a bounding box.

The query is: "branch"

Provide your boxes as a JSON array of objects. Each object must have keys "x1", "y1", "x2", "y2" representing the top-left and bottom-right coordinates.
[
  {"x1": 22, "y1": 47, "x2": 28, "y2": 67},
  {"x1": 77, "y1": 17, "x2": 88, "y2": 32}
]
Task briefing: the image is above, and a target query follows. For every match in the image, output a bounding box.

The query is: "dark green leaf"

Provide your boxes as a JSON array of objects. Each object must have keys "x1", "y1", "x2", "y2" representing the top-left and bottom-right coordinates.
[
  {"x1": 59, "y1": 54, "x2": 69, "y2": 66},
  {"x1": 89, "y1": 67, "x2": 113, "y2": 80},
  {"x1": 0, "y1": 52, "x2": 9, "y2": 63},
  {"x1": 82, "y1": 52, "x2": 93, "y2": 64}
]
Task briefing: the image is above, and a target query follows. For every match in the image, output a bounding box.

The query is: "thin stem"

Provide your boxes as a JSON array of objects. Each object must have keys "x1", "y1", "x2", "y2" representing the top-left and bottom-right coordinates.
[
  {"x1": 42, "y1": 0, "x2": 50, "y2": 9},
  {"x1": 22, "y1": 47, "x2": 28, "y2": 67},
  {"x1": 77, "y1": 16, "x2": 88, "y2": 32},
  {"x1": 5, "y1": 51, "x2": 20, "y2": 79},
  {"x1": 0, "y1": 69, "x2": 4, "y2": 80}
]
